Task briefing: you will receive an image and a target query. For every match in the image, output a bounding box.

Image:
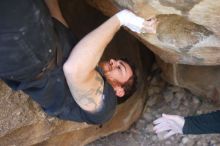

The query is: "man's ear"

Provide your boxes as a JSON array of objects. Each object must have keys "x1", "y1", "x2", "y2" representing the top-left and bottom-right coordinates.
[{"x1": 114, "y1": 86, "x2": 125, "y2": 97}]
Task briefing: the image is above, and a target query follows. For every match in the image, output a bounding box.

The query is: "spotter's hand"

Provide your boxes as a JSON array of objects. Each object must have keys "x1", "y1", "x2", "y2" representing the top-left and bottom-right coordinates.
[{"x1": 153, "y1": 114, "x2": 185, "y2": 139}]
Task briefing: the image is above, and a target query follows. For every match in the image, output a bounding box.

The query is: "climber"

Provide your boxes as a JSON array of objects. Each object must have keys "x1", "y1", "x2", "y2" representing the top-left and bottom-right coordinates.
[
  {"x1": 153, "y1": 111, "x2": 220, "y2": 138},
  {"x1": 0, "y1": 0, "x2": 157, "y2": 124}
]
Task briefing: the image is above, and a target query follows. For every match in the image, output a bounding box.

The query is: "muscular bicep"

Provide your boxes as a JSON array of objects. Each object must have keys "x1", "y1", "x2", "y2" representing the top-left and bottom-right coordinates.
[{"x1": 66, "y1": 71, "x2": 104, "y2": 112}]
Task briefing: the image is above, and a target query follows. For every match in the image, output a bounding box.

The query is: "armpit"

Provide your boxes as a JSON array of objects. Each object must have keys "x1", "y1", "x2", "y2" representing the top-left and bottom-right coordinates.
[{"x1": 70, "y1": 72, "x2": 104, "y2": 112}]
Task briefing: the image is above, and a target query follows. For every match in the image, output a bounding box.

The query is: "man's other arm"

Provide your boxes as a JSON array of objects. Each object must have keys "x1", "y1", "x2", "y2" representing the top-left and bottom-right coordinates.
[{"x1": 63, "y1": 15, "x2": 121, "y2": 113}]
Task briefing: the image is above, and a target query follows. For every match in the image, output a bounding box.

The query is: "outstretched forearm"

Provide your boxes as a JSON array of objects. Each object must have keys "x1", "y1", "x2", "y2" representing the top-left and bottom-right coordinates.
[
  {"x1": 64, "y1": 15, "x2": 120, "y2": 82},
  {"x1": 183, "y1": 110, "x2": 220, "y2": 134},
  {"x1": 153, "y1": 110, "x2": 220, "y2": 139}
]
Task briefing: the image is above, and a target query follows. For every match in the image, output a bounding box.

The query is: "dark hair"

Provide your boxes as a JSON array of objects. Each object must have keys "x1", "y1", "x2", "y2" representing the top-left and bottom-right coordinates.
[{"x1": 120, "y1": 58, "x2": 137, "y2": 98}]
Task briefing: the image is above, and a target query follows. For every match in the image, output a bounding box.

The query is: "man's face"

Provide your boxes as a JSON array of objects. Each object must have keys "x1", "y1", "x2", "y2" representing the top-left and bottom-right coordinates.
[{"x1": 99, "y1": 59, "x2": 133, "y2": 86}]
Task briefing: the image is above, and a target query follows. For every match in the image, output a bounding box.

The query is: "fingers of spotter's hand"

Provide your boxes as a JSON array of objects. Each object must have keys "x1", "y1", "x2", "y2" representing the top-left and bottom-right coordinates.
[
  {"x1": 153, "y1": 122, "x2": 165, "y2": 131},
  {"x1": 154, "y1": 124, "x2": 172, "y2": 133},
  {"x1": 153, "y1": 120, "x2": 169, "y2": 129},
  {"x1": 163, "y1": 114, "x2": 184, "y2": 126},
  {"x1": 163, "y1": 114, "x2": 178, "y2": 120},
  {"x1": 164, "y1": 130, "x2": 176, "y2": 139},
  {"x1": 153, "y1": 117, "x2": 167, "y2": 125}
]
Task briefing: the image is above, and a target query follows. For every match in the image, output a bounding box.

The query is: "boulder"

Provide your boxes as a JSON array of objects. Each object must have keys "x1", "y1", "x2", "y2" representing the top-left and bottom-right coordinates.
[{"x1": 0, "y1": 0, "x2": 154, "y2": 145}]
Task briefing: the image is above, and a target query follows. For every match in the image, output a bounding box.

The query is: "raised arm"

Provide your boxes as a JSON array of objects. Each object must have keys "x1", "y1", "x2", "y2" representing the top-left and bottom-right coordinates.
[
  {"x1": 63, "y1": 15, "x2": 120, "y2": 113},
  {"x1": 63, "y1": 10, "x2": 157, "y2": 113}
]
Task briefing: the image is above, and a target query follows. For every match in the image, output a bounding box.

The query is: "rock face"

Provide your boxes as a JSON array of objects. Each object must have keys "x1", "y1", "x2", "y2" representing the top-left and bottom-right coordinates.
[
  {"x1": 87, "y1": 0, "x2": 220, "y2": 104},
  {"x1": 0, "y1": 0, "x2": 154, "y2": 146},
  {"x1": 157, "y1": 57, "x2": 220, "y2": 105},
  {"x1": 87, "y1": 0, "x2": 220, "y2": 65}
]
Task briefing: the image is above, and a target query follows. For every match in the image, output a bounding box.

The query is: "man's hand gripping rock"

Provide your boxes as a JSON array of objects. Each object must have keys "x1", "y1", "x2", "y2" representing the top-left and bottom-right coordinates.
[{"x1": 116, "y1": 9, "x2": 157, "y2": 34}]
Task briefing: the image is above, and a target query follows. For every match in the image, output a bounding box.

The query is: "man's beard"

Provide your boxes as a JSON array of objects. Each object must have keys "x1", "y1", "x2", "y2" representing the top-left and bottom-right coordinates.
[
  {"x1": 99, "y1": 61, "x2": 120, "y2": 87},
  {"x1": 99, "y1": 61, "x2": 110, "y2": 74}
]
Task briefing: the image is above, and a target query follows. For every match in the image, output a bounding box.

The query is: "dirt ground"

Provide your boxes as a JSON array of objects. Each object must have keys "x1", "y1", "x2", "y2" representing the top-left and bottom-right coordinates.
[{"x1": 87, "y1": 65, "x2": 220, "y2": 146}]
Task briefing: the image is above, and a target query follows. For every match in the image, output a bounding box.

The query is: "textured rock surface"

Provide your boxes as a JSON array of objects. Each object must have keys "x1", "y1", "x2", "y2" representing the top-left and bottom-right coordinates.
[
  {"x1": 157, "y1": 56, "x2": 220, "y2": 105},
  {"x1": 87, "y1": 0, "x2": 220, "y2": 65},
  {"x1": 0, "y1": 1, "x2": 154, "y2": 146}
]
